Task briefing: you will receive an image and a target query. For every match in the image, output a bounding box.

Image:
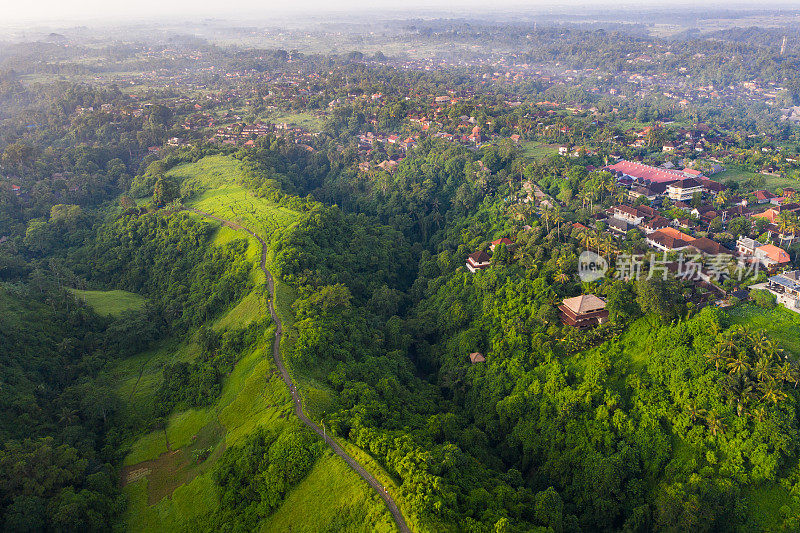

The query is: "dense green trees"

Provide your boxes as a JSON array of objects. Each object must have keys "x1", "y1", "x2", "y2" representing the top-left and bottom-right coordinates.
[
  {"x1": 85, "y1": 212, "x2": 252, "y2": 331},
  {"x1": 0, "y1": 286, "x2": 123, "y2": 531},
  {"x1": 212, "y1": 427, "x2": 320, "y2": 529}
]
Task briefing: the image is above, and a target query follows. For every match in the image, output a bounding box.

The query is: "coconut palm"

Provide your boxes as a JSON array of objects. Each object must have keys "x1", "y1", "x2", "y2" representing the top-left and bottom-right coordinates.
[
  {"x1": 714, "y1": 191, "x2": 729, "y2": 209},
  {"x1": 754, "y1": 356, "x2": 776, "y2": 384},
  {"x1": 750, "y1": 406, "x2": 767, "y2": 423},
  {"x1": 750, "y1": 330, "x2": 770, "y2": 358},
  {"x1": 761, "y1": 381, "x2": 788, "y2": 404},
  {"x1": 705, "y1": 344, "x2": 726, "y2": 371},
  {"x1": 705, "y1": 411, "x2": 727, "y2": 437},
  {"x1": 775, "y1": 362, "x2": 792, "y2": 384},
  {"x1": 685, "y1": 400, "x2": 705, "y2": 423},
  {"x1": 541, "y1": 206, "x2": 553, "y2": 234},
  {"x1": 725, "y1": 375, "x2": 755, "y2": 417},
  {"x1": 552, "y1": 210, "x2": 565, "y2": 241},
  {"x1": 578, "y1": 229, "x2": 595, "y2": 251},
  {"x1": 58, "y1": 407, "x2": 79, "y2": 426},
  {"x1": 727, "y1": 352, "x2": 751, "y2": 377}
]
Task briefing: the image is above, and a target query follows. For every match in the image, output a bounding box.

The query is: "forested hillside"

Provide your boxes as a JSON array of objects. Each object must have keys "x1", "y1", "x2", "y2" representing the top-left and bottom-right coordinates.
[{"x1": 5, "y1": 14, "x2": 800, "y2": 531}]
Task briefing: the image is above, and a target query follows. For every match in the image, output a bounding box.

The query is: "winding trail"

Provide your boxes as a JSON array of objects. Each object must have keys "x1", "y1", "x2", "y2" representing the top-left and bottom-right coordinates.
[{"x1": 187, "y1": 208, "x2": 410, "y2": 533}]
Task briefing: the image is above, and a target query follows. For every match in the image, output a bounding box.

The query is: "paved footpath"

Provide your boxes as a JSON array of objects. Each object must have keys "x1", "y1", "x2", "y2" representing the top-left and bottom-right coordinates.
[{"x1": 188, "y1": 208, "x2": 411, "y2": 533}]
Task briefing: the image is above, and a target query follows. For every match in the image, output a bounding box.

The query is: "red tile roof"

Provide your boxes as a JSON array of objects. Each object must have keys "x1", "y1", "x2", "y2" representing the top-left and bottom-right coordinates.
[
  {"x1": 606, "y1": 160, "x2": 684, "y2": 184},
  {"x1": 758, "y1": 244, "x2": 790, "y2": 264}
]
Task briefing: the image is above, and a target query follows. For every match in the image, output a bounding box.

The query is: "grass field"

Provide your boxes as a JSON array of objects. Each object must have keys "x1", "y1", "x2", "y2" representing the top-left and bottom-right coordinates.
[
  {"x1": 69, "y1": 289, "x2": 145, "y2": 317},
  {"x1": 166, "y1": 155, "x2": 301, "y2": 242},
  {"x1": 715, "y1": 167, "x2": 798, "y2": 192},
  {"x1": 520, "y1": 141, "x2": 559, "y2": 160},
  {"x1": 168, "y1": 154, "x2": 250, "y2": 190},
  {"x1": 190, "y1": 187, "x2": 298, "y2": 241},
  {"x1": 116, "y1": 183, "x2": 394, "y2": 532},
  {"x1": 267, "y1": 110, "x2": 326, "y2": 131},
  {"x1": 262, "y1": 451, "x2": 395, "y2": 533},
  {"x1": 726, "y1": 304, "x2": 800, "y2": 359}
]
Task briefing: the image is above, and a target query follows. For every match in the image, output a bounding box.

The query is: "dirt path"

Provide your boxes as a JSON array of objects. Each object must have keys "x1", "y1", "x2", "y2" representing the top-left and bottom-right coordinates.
[{"x1": 187, "y1": 208, "x2": 411, "y2": 533}]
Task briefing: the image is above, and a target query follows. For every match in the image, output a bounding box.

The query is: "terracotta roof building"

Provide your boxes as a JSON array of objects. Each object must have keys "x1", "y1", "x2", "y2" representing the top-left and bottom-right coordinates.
[
  {"x1": 646, "y1": 227, "x2": 696, "y2": 251},
  {"x1": 687, "y1": 237, "x2": 731, "y2": 256},
  {"x1": 559, "y1": 294, "x2": 609, "y2": 328},
  {"x1": 490, "y1": 237, "x2": 514, "y2": 252},
  {"x1": 466, "y1": 251, "x2": 492, "y2": 273},
  {"x1": 469, "y1": 352, "x2": 486, "y2": 364},
  {"x1": 755, "y1": 244, "x2": 791, "y2": 268}
]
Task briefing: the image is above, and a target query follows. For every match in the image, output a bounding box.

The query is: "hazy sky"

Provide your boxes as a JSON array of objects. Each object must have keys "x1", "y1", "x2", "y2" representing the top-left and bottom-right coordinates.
[{"x1": 3, "y1": 0, "x2": 799, "y2": 24}]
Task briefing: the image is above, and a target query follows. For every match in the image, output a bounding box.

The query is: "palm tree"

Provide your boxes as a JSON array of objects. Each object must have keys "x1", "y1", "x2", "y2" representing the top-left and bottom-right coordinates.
[
  {"x1": 754, "y1": 356, "x2": 776, "y2": 384},
  {"x1": 541, "y1": 206, "x2": 553, "y2": 234},
  {"x1": 552, "y1": 210, "x2": 565, "y2": 241},
  {"x1": 58, "y1": 407, "x2": 79, "y2": 426},
  {"x1": 764, "y1": 338, "x2": 784, "y2": 360},
  {"x1": 705, "y1": 411, "x2": 727, "y2": 437},
  {"x1": 705, "y1": 344, "x2": 726, "y2": 371},
  {"x1": 725, "y1": 375, "x2": 755, "y2": 417},
  {"x1": 721, "y1": 334, "x2": 739, "y2": 358},
  {"x1": 582, "y1": 191, "x2": 594, "y2": 213},
  {"x1": 578, "y1": 229, "x2": 595, "y2": 251},
  {"x1": 789, "y1": 362, "x2": 800, "y2": 388},
  {"x1": 761, "y1": 381, "x2": 788, "y2": 404},
  {"x1": 554, "y1": 270, "x2": 569, "y2": 284},
  {"x1": 750, "y1": 330, "x2": 769, "y2": 358},
  {"x1": 685, "y1": 400, "x2": 705, "y2": 423},
  {"x1": 775, "y1": 212, "x2": 799, "y2": 245},
  {"x1": 750, "y1": 406, "x2": 767, "y2": 423},
  {"x1": 775, "y1": 362, "x2": 792, "y2": 385},
  {"x1": 727, "y1": 352, "x2": 751, "y2": 377},
  {"x1": 714, "y1": 191, "x2": 729, "y2": 209},
  {"x1": 600, "y1": 234, "x2": 617, "y2": 257}
]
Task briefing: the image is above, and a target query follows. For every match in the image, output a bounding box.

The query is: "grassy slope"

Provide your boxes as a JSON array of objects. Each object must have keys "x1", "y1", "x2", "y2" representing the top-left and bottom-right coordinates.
[
  {"x1": 167, "y1": 154, "x2": 298, "y2": 242},
  {"x1": 119, "y1": 156, "x2": 393, "y2": 532},
  {"x1": 69, "y1": 288, "x2": 145, "y2": 317},
  {"x1": 726, "y1": 304, "x2": 800, "y2": 358}
]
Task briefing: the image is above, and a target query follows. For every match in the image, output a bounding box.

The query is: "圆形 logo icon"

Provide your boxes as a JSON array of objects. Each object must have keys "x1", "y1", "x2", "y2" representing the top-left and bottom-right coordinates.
[{"x1": 578, "y1": 250, "x2": 608, "y2": 282}]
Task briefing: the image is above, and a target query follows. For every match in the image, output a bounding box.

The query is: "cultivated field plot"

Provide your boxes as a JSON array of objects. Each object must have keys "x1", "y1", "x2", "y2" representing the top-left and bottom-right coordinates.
[{"x1": 266, "y1": 110, "x2": 326, "y2": 131}]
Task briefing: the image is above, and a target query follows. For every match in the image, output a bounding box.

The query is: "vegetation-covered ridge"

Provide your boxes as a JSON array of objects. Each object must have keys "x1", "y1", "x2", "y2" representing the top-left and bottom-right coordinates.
[{"x1": 6, "y1": 14, "x2": 800, "y2": 531}]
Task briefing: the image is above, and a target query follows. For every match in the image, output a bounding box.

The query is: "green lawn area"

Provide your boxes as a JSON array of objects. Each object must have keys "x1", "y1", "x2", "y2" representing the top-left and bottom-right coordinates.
[
  {"x1": 69, "y1": 289, "x2": 145, "y2": 317},
  {"x1": 266, "y1": 110, "x2": 326, "y2": 131},
  {"x1": 520, "y1": 141, "x2": 559, "y2": 160},
  {"x1": 168, "y1": 154, "x2": 250, "y2": 189},
  {"x1": 726, "y1": 304, "x2": 800, "y2": 359},
  {"x1": 715, "y1": 166, "x2": 797, "y2": 192}
]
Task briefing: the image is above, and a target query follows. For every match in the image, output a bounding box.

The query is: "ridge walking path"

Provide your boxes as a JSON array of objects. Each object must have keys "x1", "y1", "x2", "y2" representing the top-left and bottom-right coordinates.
[{"x1": 187, "y1": 208, "x2": 411, "y2": 533}]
